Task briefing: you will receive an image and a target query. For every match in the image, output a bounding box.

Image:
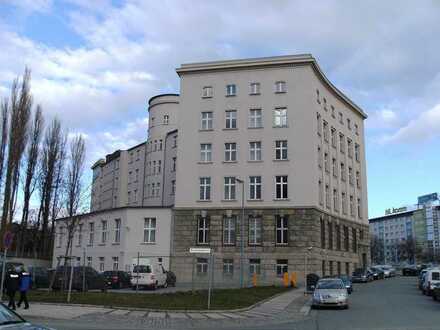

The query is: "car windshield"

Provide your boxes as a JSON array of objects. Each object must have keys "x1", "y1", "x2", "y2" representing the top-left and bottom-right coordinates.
[
  {"x1": 0, "y1": 304, "x2": 25, "y2": 325},
  {"x1": 432, "y1": 272, "x2": 440, "y2": 280},
  {"x1": 133, "y1": 265, "x2": 151, "y2": 273},
  {"x1": 339, "y1": 275, "x2": 349, "y2": 282},
  {"x1": 353, "y1": 269, "x2": 364, "y2": 275},
  {"x1": 316, "y1": 280, "x2": 344, "y2": 289}
]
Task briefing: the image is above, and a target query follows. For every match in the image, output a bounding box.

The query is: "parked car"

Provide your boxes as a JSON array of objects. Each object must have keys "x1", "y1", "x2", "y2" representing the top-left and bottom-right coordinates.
[
  {"x1": 369, "y1": 267, "x2": 385, "y2": 280},
  {"x1": 28, "y1": 266, "x2": 49, "y2": 289},
  {"x1": 351, "y1": 268, "x2": 373, "y2": 283},
  {"x1": 431, "y1": 282, "x2": 440, "y2": 301},
  {"x1": 50, "y1": 266, "x2": 107, "y2": 292},
  {"x1": 103, "y1": 270, "x2": 131, "y2": 289},
  {"x1": 312, "y1": 278, "x2": 349, "y2": 309},
  {"x1": 379, "y1": 265, "x2": 396, "y2": 277},
  {"x1": 339, "y1": 275, "x2": 353, "y2": 294},
  {"x1": 419, "y1": 270, "x2": 428, "y2": 290},
  {"x1": 402, "y1": 265, "x2": 418, "y2": 276},
  {"x1": 166, "y1": 271, "x2": 176, "y2": 287},
  {"x1": 0, "y1": 302, "x2": 53, "y2": 329},
  {"x1": 422, "y1": 268, "x2": 440, "y2": 295},
  {"x1": 130, "y1": 258, "x2": 168, "y2": 290}
]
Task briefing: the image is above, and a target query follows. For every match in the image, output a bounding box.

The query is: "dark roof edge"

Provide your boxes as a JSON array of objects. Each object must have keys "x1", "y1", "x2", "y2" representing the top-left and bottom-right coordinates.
[
  {"x1": 127, "y1": 140, "x2": 147, "y2": 151},
  {"x1": 148, "y1": 93, "x2": 180, "y2": 105},
  {"x1": 369, "y1": 210, "x2": 415, "y2": 222}
]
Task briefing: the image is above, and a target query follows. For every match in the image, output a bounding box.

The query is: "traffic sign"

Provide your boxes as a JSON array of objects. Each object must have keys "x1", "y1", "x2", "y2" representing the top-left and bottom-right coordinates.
[
  {"x1": 3, "y1": 231, "x2": 13, "y2": 250},
  {"x1": 189, "y1": 247, "x2": 211, "y2": 254}
]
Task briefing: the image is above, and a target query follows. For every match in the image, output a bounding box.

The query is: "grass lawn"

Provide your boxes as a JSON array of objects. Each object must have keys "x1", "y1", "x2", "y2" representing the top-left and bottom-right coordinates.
[{"x1": 27, "y1": 286, "x2": 290, "y2": 310}]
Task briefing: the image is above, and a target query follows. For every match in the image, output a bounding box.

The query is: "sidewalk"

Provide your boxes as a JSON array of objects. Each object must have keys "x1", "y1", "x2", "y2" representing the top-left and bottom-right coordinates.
[{"x1": 18, "y1": 288, "x2": 308, "y2": 323}]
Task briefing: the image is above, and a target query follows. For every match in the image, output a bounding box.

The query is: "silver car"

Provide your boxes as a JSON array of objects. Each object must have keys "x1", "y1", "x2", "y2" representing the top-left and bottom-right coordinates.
[
  {"x1": 312, "y1": 278, "x2": 349, "y2": 309},
  {"x1": 0, "y1": 303, "x2": 54, "y2": 329}
]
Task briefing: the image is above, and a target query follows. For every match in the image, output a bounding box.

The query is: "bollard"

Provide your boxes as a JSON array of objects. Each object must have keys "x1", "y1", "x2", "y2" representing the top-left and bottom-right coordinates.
[
  {"x1": 283, "y1": 272, "x2": 289, "y2": 287},
  {"x1": 291, "y1": 272, "x2": 297, "y2": 287},
  {"x1": 252, "y1": 272, "x2": 257, "y2": 287}
]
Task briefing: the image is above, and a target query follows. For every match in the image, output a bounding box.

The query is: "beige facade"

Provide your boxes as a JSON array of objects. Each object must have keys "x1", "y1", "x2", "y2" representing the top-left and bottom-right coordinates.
[{"x1": 172, "y1": 54, "x2": 369, "y2": 285}]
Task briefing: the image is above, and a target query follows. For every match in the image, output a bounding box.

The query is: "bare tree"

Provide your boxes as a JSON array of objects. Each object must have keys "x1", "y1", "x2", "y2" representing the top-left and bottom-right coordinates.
[
  {"x1": 38, "y1": 117, "x2": 63, "y2": 257},
  {"x1": 1, "y1": 68, "x2": 32, "y2": 243},
  {"x1": 0, "y1": 100, "x2": 8, "y2": 191},
  {"x1": 16, "y1": 106, "x2": 44, "y2": 256},
  {"x1": 370, "y1": 236, "x2": 385, "y2": 265}
]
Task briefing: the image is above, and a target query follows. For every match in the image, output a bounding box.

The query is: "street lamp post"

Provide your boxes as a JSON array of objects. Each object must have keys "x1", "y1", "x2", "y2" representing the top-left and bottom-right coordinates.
[{"x1": 236, "y1": 178, "x2": 245, "y2": 288}]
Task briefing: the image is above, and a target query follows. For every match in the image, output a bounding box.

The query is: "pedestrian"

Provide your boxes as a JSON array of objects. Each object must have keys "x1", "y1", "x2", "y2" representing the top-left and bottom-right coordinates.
[
  {"x1": 4, "y1": 268, "x2": 20, "y2": 310},
  {"x1": 17, "y1": 266, "x2": 31, "y2": 309}
]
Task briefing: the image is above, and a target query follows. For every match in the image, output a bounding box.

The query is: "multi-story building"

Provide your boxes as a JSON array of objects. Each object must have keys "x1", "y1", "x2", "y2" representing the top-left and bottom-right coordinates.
[
  {"x1": 53, "y1": 54, "x2": 370, "y2": 285},
  {"x1": 53, "y1": 94, "x2": 179, "y2": 271},
  {"x1": 172, "y1": 54, "x2": 369, "y2": 286},
  {"x1": 369, "y1": 193, "x2": 440, "y2": 264}
]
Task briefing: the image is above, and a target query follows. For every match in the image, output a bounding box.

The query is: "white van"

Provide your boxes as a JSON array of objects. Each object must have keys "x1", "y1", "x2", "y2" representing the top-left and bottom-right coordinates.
[
  {"x1": 130, "y1": 257, "x2": 167, "y2": 290},
  {"x1": 422, "y1": 268, "x2": 440, "y2": 295}
]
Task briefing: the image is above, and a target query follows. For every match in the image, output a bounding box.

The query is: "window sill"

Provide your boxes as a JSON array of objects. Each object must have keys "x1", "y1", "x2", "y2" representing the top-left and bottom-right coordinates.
[
  {"x1": 247, "y1": 199, "x2": 263, "y2": 202},
  {"x1": 222, "y1": 161, "x2": 238, "y2": 164},
  {"x1": 201, "y1": 96, "x2": 213, "y2": 99},
  {"x1": 98, "y1": 243, "x2": 106, "y2": 246},
  {"x1": 249, "y1": 92, "x2": 261, "y2": 96},
  {"x1": 274, "y1": 91, "x2": 287, "y2": 94},
  {"x1": 140, "y1": 242, "x2": 156, "y2": 245},
  {"x1": 199, "y1": 129, "x2": 214, "y2": 132},
  {"x1": 273, "y1": 126, "x2": 289, "y2": 129},
  {"x1": 273, "y1": 198, "x2": 290, "y2": 201},
  {"x1": 248, "y1": 160, "x2": 263, "y2": 163},
  {"x1": 273, "y1": 159, "x2": 289, "y2": 162},
  {"x1": 225, "y1": 94, "x2": 236, "y2": 97},
  {"x1": 248, "y1": 126, "x2": 263, "y2": 129},
  {"x1": 197, "y1": 200, "x2": 212, "y2": 202},
  {"x1": 222, "y1": 128, "x2": 238, "y2": 131},
  {"x1": 112, "y1": 243, "x2": 120, "y2": 246},
  {"x1": 221, "y1": 199, "x2": 237, "y2": 202},
  {"x1": 87, "y1": 244, "x2": 93, "y2": 247},
  {"x1": 275, "y1": 244, "x2": 289, "y2": 247}
]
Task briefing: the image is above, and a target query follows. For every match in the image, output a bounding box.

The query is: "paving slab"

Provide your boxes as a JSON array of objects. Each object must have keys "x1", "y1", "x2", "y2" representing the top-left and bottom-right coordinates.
[
  {"x1": 109, "y1": 309, "x2": 130, "y2": 316},
  {"x1": 129, "y1": 311, "x2": 147, "y2": 317},
  {"x1": 148, "y1": 312, "x2": 166, "y2": 318},
  {"x1": 221, "y1": 312, "x2": 248, "y2": 319},
  {"x1": 17, "y1": 304, "x2": 112, "y2": 320},
  {"x1": 204, "y1": 313, "x2": 227, "y2": 319},
  {"x1": 167, "y1": 312, "x2": 189, "y2": 319},
  {"x1": 188, "y1": 313, "x2": 207, "y2": 319}
]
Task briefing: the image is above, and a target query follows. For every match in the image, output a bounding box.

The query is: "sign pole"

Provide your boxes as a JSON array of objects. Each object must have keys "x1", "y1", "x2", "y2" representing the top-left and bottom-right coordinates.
[{"x1": 207, "y1": 252, "x2": 213, "y2": 310}]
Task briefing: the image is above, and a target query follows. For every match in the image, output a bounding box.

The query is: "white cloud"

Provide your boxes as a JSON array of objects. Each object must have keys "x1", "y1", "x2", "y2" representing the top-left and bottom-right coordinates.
[{"x1": 381, "y1": 104, "x2": 440, "y2": 144}]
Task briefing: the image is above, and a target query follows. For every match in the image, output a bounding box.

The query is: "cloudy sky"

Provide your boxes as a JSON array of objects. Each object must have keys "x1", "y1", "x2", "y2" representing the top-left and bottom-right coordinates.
[{"x1": 0, "y1": 0, "x2": 439, "y2": 217}]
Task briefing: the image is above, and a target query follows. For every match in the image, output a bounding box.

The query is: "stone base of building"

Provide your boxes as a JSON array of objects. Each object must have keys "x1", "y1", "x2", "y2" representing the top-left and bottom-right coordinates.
[{"x1": 171, "y1": 207, "x2": 370, "y2": 287}]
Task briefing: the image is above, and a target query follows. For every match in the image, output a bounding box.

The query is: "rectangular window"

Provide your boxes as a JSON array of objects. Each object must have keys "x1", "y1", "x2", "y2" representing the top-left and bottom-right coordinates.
[
  {"x1": 355, "y1": 124, "x2": 359, "y2": 135},
  {"x1": 324, "y1": 185, "x2": 330, "y2": 209},
  {"x1": 331, "y1": 105, "x2": 335, "y2": 118},
  {"x1": 318, "y1": 180, "x2": 323, "y2": 205},
  {"x1": 143, "y1": 218, "x2": 156, "y2": 243},
  {"x1": 322, "y1": 260, "x2": 326, "y2": 276},
  {"x1": 172, "y1": 157, "x2": 176, "y2": 172},
  {"x1": 331, "y1": 127, "x2": 337, "y2": 147},
  {"x1": 341, "y1": 162, "x2": 346, "y2": 181},
  {"x1": 197, "y1": 258, "x2": 208, "y2": 274},
  {"x1": 250, "y1": 82, "x2": 260, "y2": 95},
  {"x1": 101, "y1": 220, "x2": 107, "y2": 244},
  {"x1": 89, "y1": 223, "x2": 94, "y2": 245},
  {"x1": 112, "y1": 257, "x2": 119, "y2": 270},
  {"x1": 163, "y1": 115, "x2": 169, "y2": 125},
  {"x1": 114, "y1": 219, "x2": 121, "y2": 243},
  {"x1": 320, "y1": 217, "x2": 325, "y2": 248},
  {"x1": 249, "y1": 141, "x2": 262, "y2": 161},
  {"x1": 356, "y1": 171, "x2": 361, "y2": 188},
  {"x1": 324, "y1": 153, "x2": 329, "y2": 172},
  {"x1": 225, "y1": 110, "x2": 237, "y2": 129},
  {"x1": 226, "y1": 84, "x2": 236, "y2": 96},
  {"x1": 347, "y1": 139, "x2": 353, "y2": 158},
  {"x1": 249, "y1": 109, "x2": 262, "y2": 128},
  {"x1": 275, "y1": 81, "x2": 286, "y2": 93},
  {"x1": 77, "y1": 224, "x2": 83, "y2": 246},
  {"x1": 276, "y1": 215, "x2": 288, "y2": 245},
  {"x1": 339, "y1": 112, "x2": 343, "y2": 124},
  {"x1": 317, "y1": 113, "x2": 322, "y2": 136},
  {"x1": 202, "y1": 86, "x2": 213, "y2": 98},
  {"x1": 223, "y1": 216, "x2": 236, "y2": 245},
  {"x1": 336, "y1": 224, "x2": 341, "y2": 250},
  {"x1": 275, "y1": 140, "x2": 288, "y2": 160},
  {"x1": 357, "y1": 198, "x2": 362, "y2": 218},
  {"x1": 249, "y1": 259, "x2": 261, "y2": 275},
  {"x1": 224, "y1": 143, "x2": 237, "y2": 162},
  {"x1": 200, "y1": 144, "x2": 212, "y2": 162},
  {"x1": 201, "y1": 112, "x2": 213, "y2": 130},
  {"x1": 249, "y1": 176, "x2": 262, "y2": 200},
  {"x1": 345, "y1": 262, "x2": 350, "y2": 275},
  {"x1": 349, "y1": 167, "x2": 354, "y2": 185},
  {"x1": 332, "y1": 158, "x2": 337, "y2": 177},
  {"x1": 199, "y1": 177, "x2": 211, "y2": 200},
  {"x1": 273, "y1": 108, "x2": 287, "y2": 127},
  {"x1": 323, "y1": 121, "x2": 329, "y2": 142},
  {"x1": 342, "y1": 192, "x2": 347, "y2": 215},
  {"x1": 344, "y1": 226, "x2": 349, "y2": 251},
  {"x1": 276, "y1": 259, "x2": 288, "y2": 277},
  {"x1": 352, "y1": 228, "x2": 357, "y2": 252},
  {"x1": 328, "y1": 221, "x2": 333, "y2": 250},
  {"x1": 99, "y1": 257, "x2": 105, "y2": 272},
  {"x1": 355, "y1": 144, "x2": 361, "y2": 162},
  {"x1": 171, "y1": 180, "x2": 176, "y2": 195},
  {"x1": 197, "y1": 217, "x2": 209, "y2": 244},
  {"x1": 223, "y1": 259, "x2": 234, "y2": 275},
  {"x1": 347, "y1": 118, "x2": 351, "y2": 130},
  {"x1": 339, "y1": 133, "x2": 345, "y2": 153},
  {"x1": 333, "y1": 189, "x2": 338, "y2": 211},
  {"x1": 317, "y1": 146, "x2": 322, "y2": 168},
  {"x1": 350, "y1": 195, "x2": 355, "y2": 217},
  {"x1": 224, "y1": 177, "x2": 236, "y2": 200},
  {"x1": 275, "y1": 175, "x2": 288, "y2": 199},
  {"x1": 249, "y1": 216, "x2": 262, "y2": 245},
  {"x1": 87, "y1": 257, "x2": 92, "y2": 267}
]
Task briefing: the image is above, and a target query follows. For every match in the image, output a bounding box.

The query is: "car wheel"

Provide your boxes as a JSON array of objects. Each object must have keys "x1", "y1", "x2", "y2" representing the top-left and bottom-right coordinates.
[{"x1": 343, "y1": 305, "x2": 349, "y2": 310}]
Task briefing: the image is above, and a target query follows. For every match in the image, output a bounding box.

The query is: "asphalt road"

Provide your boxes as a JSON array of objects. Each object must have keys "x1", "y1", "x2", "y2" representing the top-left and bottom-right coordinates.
[{"x1": 27, "y1": 276, "x2": 440, "y2": 330}]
